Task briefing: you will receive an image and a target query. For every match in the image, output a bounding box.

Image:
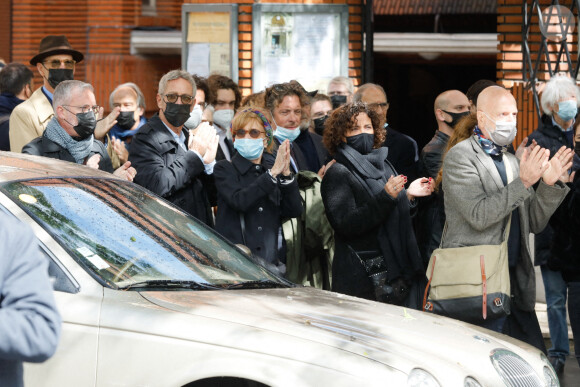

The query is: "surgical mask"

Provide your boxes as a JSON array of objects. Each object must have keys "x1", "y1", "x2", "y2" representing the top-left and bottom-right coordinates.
[
  {"x1": 274, "y1": 125, "x2": 300, "y2": 143},
  {"x1": 234, "y1": 138, "x2": 264, "y2": 160},
  {"x1": 483, "y1": 112, "x2": 517, "y2": 146},
  {"x1": 47, "y1": 69, "x2": 74, "y2": 89},
  {"x1": 184, "y1": 104, "x2": 203, "y2": 129},
  {"x1": 346, "y1": 133, "x2": 374, "y2": 155},
  {"x1": 164, "y1": 103, "x2": 191, "y2": 127},
  {"x1": 557, "y1": 99, "x2": 578, "y2": 122},
  {"x1": 442, "y1": 110, "x2": 469, "y2": 128},
  {"x1": 213, "y1": 109, "x2": 234, "y2": 130},
  {"x1": 71, "y1": 111, "x2": 97, "y2": 140},
  {"x1": 331, "y1": 95, "x2": 347, "y2": 110},
  {"x1": 116, "y1": 111, "x2": 136, "y2": 130},
  {"x1": 313, "y1": 115, "x2": 328, "y2": 136}
]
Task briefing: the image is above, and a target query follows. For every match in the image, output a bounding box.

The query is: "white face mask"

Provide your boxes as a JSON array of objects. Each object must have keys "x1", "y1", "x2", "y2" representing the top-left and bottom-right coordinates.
[
  {"x1": 213, "y1": 109, "x2": 234, "y2": 131},
  {"x1": 483, "y1": 112, "x2": 517, "y2": 146},
  {"x1": 184, "y1": 104, "x2": 203, "y2": 129}
]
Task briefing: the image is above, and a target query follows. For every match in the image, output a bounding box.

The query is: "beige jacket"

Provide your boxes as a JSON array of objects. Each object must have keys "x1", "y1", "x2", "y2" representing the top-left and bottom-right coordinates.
[{"x1": 9, "y1": 87, "x2": 54, "y2": 152}]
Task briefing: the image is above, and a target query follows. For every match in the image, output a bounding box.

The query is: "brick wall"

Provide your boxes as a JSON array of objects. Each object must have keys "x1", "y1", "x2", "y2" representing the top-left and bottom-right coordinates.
[{"x1": 497, "y1": 0, "x2": 578, "y2": 137}]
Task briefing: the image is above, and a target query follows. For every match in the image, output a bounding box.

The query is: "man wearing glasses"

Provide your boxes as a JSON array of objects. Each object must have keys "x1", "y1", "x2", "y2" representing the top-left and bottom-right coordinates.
[
  {"x1": 129, "y1": 70, "x2": 219, "y2": 227},
  {"x1": 10, "y1": 35, "x2": 118, "y2": 153},
  {"x1": 22, "y1": 80, "x2": 136, "y2": 182}
]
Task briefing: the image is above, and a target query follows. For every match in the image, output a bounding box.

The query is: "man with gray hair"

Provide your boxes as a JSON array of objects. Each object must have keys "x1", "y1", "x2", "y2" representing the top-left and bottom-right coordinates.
[
  {"x1": 22, "y1": 80, "x2": 136, "y2": 181},
  {"x1": 129, "y1": 69, "x2": 219, "y2": 226},
  {"x1": 327, "y1": 75, "x2": 353, "y2": 109},
  {"x1": 526, "y1": 74, "x2": 580, "y2": 374}
]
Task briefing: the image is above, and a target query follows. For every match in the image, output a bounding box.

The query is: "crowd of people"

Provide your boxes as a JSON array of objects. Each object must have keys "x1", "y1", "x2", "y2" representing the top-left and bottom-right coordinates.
[{"x1": 2, "y1": 34, "x2": 580, "y2": 381}]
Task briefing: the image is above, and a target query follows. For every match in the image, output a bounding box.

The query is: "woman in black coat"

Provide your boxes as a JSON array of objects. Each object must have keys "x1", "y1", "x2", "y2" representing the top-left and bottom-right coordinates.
[
  {"x1": 214, "y1": 108, "x2": 303, "y2": 275},
  {"x1": 320, "y1": 102, "x2": 433, "y2": 308}
]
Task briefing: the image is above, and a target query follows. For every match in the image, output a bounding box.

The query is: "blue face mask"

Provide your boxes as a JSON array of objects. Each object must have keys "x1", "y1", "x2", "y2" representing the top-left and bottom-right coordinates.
[
  {"x1": 274, "y1": 126, "x2": 300, "y2": 142},
  {"x1": 234, "y1": 138, "x2": 264, "y2": 160},
  {"x1": 557, "y1": 99, "x2": 578, "y2": 122}
]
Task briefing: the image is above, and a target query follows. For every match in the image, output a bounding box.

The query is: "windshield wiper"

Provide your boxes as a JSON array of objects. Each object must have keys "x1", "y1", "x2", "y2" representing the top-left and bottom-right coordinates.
[
  {"x1": 118, "y1": 280, "x2": 221, "y2": 291},
  {"x1": 224, "y1": 280, "x2": 289, "y2": 290}
]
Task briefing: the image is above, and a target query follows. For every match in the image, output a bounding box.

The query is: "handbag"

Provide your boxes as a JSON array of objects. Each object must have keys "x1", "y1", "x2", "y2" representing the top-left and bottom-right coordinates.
[{"x1": 423, "y1": 155, "x2": 515, "y2": 323}]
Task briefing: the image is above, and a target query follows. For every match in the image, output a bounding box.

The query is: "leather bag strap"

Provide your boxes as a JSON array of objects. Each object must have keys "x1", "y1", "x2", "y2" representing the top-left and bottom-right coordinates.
[
  {"x1": 423, "y1": 255, "x2": 436, "y2": 311},
  {"x1": 480, "y1": 255, "x2": 487, "y2": 320}
]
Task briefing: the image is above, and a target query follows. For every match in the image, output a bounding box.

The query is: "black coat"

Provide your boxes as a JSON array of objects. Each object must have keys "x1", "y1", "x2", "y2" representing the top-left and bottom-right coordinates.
[
  {"x1": 321, "y1": 155, "x2": 422, "y2": 301},
  {"x1": 548, "y1": 172, "x2": 580, "y2": 281},
  {"x1": 214, "y1": 153, "x2": 303, "y2": 264},
  {"x1": 128, "y1": 114, "x2": 216, "y2": 227},
  {"x1": 528, "y1": 114, "x2": 573, "y2": 266},
  {"x1": 294, "y1": 130, "x2": 329, "y2": 172},
  {"x1": 22, "y1": 133, "x2": 114, "y2": 173},
  {"x1": 383, "y1": 126, "x2": 420, "y2": 183}
]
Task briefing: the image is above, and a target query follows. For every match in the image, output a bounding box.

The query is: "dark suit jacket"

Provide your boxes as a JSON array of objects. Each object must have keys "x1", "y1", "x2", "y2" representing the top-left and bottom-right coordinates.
[
  {"x1": 294, "y1": 130, "x2": 329, "y2": 172},
  {"x1": 214, "y1": 153, "x2": 303, "y2": 263},
  {"x1": 23, "y1": 133, "x2": 114, "y2": 173},
  {"x1": 129, "y1": 114, "x2": 216, "y2": 226},
  {"x1": 383, "y1": 126, "x2": 419, "y2": 182}
]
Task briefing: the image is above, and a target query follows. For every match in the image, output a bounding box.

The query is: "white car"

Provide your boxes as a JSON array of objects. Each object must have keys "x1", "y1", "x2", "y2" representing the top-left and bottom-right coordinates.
[{"x1": 0, "y1": 152, "x2": 558, "y2": 387}]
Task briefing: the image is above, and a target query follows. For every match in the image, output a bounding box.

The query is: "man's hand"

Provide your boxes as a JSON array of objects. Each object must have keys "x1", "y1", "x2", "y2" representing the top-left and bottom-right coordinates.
[
  {"x1": 202, "y1": 133, "x2": 219, "y2": 165},
  {"x1": 519, "y1": 145, "x2": 549, "y2": 188},
  {"x1": 317, "y1": 159, "x2": 336, "y2": 178},
  {"x1": 113, "y1": 161, "x2": 137, "y2": 182},
  {"x1": 189, "y1": 122, "x2": 215, "y2": 156},
  {"x1": 85, "y1": 154, "x2": 101, "y2": 169},
  {"x1": 542, "y1": 145, "x2": 574, "y2": 186},
  {"x1": 111, "y1": 136, "x2": 129, "y2": 165},
  {"x1": 271, "y1": 140, "x2": 290, "y2": 178},
  {"x1": 94, "y1": 107, "x2": 121, "y2": 141},
  {"x1": 514, "y1": 136, "x2": 538, "y2": 160}
]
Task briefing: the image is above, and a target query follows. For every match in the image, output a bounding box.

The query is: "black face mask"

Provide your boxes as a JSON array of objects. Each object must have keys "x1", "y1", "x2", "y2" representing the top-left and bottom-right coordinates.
[
  {"x1": 313, "y1": 115, "x2": 328, "y2": 136},
  {"x1": 71, "y1": 111, "x2": 97, "y2": 140},
  {"x1": 331, "y1": 95, "x2": 347, "y2": 110},
  {"x1": 575, "y1": 142, "x2": 580, "y2": 158},
  {"x1": 116, "y1": 111, "x2": 136, "y2": 130},
  {"x1": 442, "y1": 110, "x2": 469, "y2": 128},
  {"x1": 47, "y1": 69, "x2": 74, "y2": 89},
  {"x1": 346, "y1": 133, "x2": 374, "y2": 155},
  {"x1": 164, "y1": 103, "x2": 191, "y2": 127}
]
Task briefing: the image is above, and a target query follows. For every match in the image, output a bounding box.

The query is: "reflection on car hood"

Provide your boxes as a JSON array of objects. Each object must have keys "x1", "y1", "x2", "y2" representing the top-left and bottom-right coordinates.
[{"x1": 139, "y1": 287, "x2": 535, "y2": 375}]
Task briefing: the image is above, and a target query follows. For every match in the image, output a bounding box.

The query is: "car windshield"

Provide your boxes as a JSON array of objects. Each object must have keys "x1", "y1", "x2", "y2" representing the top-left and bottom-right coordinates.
[{"x1": 0, "y1": 177, "x2": 287, "y2": 289}]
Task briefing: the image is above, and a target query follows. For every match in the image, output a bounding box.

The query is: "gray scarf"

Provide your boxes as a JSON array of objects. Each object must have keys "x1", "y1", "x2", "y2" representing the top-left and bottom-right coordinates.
[{"x1": 44, "y1": 117, "x2": 93, "y2": 164}]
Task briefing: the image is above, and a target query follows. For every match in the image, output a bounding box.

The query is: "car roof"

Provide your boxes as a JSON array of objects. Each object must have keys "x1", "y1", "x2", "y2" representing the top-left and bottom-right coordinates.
[{"x1": 0, "y1": 151, "x2": 121, "y2": 182}]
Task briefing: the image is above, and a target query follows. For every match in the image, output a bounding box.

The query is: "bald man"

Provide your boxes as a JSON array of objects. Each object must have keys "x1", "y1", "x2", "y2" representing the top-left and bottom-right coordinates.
[
  {"x1": 416, "y1": 90, "x2": 469, "y2": 263},
  {"x1": 440, "y1": 86, "x2": 571, "y2": 350}
]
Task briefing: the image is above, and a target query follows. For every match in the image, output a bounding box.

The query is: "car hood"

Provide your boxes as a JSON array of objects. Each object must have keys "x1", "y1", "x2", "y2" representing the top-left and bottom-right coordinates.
[{"x1": 138, "y1": 286, "x2": 540, "y2": 378}]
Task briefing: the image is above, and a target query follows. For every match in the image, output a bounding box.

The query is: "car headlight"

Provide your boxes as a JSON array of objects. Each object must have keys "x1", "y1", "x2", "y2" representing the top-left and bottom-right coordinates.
[
  {"x1": 540, "y1": 354, "x2": 559, "y2": 387},
  {"x1": 407, "y1": 368, "x2": 440, "y2": 387},
  {"x1": 464, "y1": 377, "x2": 482, "y2": 387}
]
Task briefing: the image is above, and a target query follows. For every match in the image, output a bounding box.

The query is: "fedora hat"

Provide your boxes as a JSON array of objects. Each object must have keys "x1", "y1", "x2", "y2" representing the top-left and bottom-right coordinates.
[{"x1": 30, "y1": 35, "x2": 84, "y2": 65}]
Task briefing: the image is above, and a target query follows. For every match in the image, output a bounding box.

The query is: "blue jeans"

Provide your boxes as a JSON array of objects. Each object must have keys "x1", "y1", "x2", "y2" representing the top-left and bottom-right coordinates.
[
  {"x1": 568, "y1": 282, "x2": 580, "y2": 368},
  {"x1": 541, "y1": 265, "x2": 569, "y2": 361}
]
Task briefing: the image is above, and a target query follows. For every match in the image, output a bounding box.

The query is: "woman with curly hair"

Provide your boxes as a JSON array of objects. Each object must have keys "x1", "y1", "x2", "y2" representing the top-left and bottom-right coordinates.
[
  {"x1": 321, "y1": 102, "x2": 433, "y2": 308},
  {"x1": 214, "y1": 107, "x2": 303, "y2": 275}
]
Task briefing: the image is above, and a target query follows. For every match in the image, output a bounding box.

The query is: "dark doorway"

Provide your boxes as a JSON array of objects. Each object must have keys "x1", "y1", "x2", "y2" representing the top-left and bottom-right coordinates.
[{"x1": 373, "y1": 53, "x2": 496, "y2": 152}]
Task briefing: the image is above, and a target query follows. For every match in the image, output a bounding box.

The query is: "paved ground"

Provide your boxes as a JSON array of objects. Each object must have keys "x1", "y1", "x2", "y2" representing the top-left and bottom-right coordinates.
[{"x1": 560, "y1": 355, "x2": 579, "y2": 387}]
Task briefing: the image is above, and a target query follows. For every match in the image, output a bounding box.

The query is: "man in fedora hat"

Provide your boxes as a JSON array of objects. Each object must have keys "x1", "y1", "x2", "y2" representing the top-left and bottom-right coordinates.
[
  {"x1": 9, "y1": 35, "x2": 120, "y2": 153},
  {"x1": 9, "y1": 35, "x2": 82, "y2": 152}
]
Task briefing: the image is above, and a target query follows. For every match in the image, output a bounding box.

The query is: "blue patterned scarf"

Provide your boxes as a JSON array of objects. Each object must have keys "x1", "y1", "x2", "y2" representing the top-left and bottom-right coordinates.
[{"x1": 473, "y1": 126, "x2": 504, "y2": 157}]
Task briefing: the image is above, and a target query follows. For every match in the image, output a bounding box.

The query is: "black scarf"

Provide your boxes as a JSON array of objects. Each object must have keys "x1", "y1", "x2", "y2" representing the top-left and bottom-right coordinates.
[{"x1": 335, "y1": 143, "x2": 424, "y2": 283}]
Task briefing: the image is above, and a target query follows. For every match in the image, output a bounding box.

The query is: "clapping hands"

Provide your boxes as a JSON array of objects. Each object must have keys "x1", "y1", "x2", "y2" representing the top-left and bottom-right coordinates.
[
  {"x1": 189, "y1": 122, "x2": 219, "y2": 164},
  {"x1": 271, "y1": 140, "x2": 292, "y2": 178}
]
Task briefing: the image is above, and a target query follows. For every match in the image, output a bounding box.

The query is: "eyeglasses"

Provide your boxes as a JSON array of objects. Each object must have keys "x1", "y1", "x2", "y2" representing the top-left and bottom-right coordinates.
[
  {"x1": 234, "y1": 128, "x2": 265, "y2": 138},
  {"x1": 368, "y1": 102, "x2": 388, "y2": 110},
  {"x1": 63, "y1": 105, "x2": 100, "y2": 115},
  {"x1": 162, "y1": 93, "x2": 194, "y2": 105},
  {"x1": 42, "y1": 60, "x2": 76, "y2": 70}
]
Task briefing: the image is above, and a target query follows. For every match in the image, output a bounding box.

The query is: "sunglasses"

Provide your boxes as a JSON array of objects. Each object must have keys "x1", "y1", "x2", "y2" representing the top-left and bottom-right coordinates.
[
  {"x1": 234, "y1": 128, "x2": 265, "y2": 138},
  {"x1": 162, "y1": 93, "x2": 194, "y2": 105},
  {"x1": 43, "y1": 59, "x2": 76, "y2": 70}
]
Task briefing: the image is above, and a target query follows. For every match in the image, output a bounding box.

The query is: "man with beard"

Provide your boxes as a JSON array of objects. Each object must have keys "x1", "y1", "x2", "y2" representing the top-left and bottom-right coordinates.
[
  {"x1": 22, "y1": 80, "x2": 136, "y2": 182},
  {"x1": 10, "y1": 35, "x2": 118, "y2": 153},
  {"x1": 129, "y1": 70, "x2": 219, "y2": 226}
]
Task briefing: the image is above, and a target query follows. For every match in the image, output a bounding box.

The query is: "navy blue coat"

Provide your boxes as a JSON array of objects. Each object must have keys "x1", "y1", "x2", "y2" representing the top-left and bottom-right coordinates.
[{"x1": 214, "y1": 153, "x2": 303, "y2": 264}]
